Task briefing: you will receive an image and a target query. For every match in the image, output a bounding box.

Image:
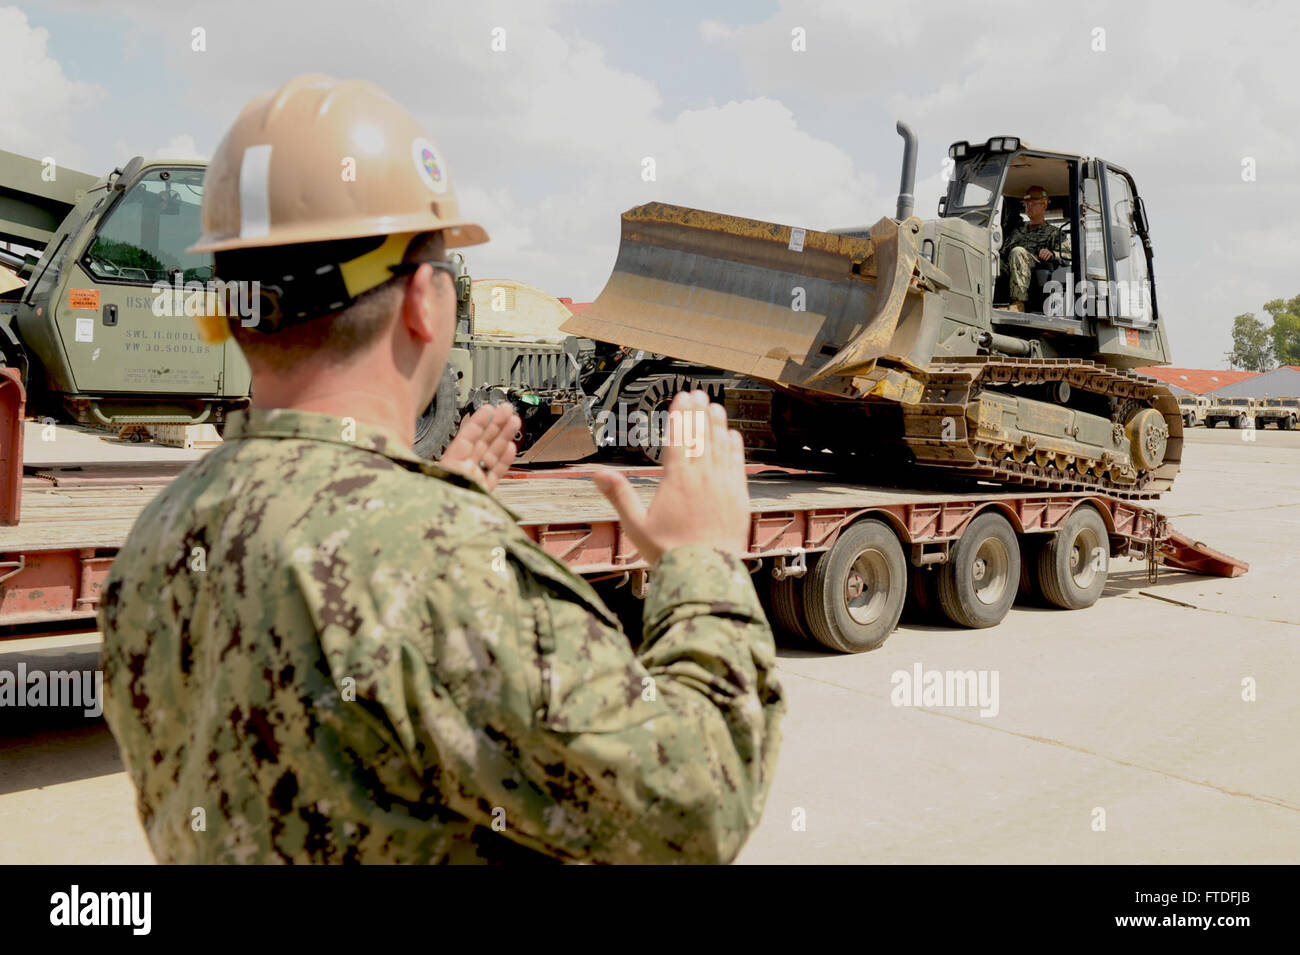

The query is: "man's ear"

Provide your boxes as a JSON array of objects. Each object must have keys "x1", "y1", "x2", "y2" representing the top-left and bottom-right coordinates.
[{"x1": 399, "y1": 264, "x2": 438, "y2": 344}]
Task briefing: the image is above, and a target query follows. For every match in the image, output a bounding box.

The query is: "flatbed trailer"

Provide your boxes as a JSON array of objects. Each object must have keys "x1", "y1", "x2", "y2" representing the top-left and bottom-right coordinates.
[{"x1": 0, "y1": 456, "x2": 1248, "y2": 651}]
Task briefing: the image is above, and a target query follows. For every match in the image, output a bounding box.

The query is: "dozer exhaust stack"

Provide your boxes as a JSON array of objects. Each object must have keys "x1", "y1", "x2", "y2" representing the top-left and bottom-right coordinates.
[
  {"x1": 895, "y1": 121, "x2": 917, "y2": 221},
  {"x1": 561, "y1": 202, "x2": 934, "y2": 397}
]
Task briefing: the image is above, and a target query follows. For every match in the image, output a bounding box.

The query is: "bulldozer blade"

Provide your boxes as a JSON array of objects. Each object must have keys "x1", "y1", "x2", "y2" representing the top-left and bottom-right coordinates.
[
  {"x1": 515, "y1": 400, "x2": 599, "y2": 464},
  {"x1": 562, "y1": 202, "x2": 927, "y2": 397}
]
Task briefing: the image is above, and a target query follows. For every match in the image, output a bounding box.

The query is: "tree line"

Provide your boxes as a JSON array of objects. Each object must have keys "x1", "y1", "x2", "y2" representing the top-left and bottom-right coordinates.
[{"x1": 1227, "y1": 295, "x2": 1300, "y2": 371}]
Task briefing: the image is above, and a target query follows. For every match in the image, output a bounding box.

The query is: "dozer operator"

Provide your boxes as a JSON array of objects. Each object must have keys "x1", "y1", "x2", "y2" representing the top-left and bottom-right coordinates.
[{"x1": 1002, "y1": 185, "x2": 1070, "y2": 312}]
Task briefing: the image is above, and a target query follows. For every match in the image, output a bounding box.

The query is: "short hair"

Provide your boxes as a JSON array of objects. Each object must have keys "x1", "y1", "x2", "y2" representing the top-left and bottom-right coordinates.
[{"x1": 224, "y1": 231, "x2": 448, "y2": 371}]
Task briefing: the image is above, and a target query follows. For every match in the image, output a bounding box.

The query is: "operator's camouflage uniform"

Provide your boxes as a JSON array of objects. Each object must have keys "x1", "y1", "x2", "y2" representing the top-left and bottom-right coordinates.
[
  {"x1": 1003, "y1": 222, "x2": 1071, "y2": 303},
  {"x1": 99, "y1": 409, "x2": 785, "y2": 864}
]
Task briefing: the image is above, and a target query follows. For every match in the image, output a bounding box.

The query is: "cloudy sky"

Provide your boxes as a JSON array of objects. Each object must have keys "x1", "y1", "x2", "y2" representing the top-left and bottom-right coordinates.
[{"x1": 3, "y1": 0, "x2": 1296, "y2": 367}]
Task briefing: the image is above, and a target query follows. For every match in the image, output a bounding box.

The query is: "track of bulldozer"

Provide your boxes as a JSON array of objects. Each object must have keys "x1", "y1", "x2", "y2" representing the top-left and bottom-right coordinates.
[
  {"x1": 900, "y1": 357, "x2": 1182, "y2": 500},
  {"x1": 611, "y1": 358, "x2": 1181, "y2": 499}
]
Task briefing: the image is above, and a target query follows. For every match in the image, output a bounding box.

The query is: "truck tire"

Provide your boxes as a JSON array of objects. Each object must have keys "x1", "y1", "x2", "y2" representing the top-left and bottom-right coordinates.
[
  {"x1": 413, "y1": 366, "x2": 461, "y2": 459},
  {"x1": 769, "y1": 567, "x2": 814, "y2": 643},
  {"x1": 1037, "y1": 504, "x2": 1109, "y2": 610},
  {"x1": 937, "y1": 511, "x2": 1020, "y2": 629},
  {"x1": 803, "y1": 520, "x2": 906, "y2": 653},
  {"x1": 1230, "y1": 416, "x2": 1241, "y2": 429},
  {"x1": 1282, "y1": 416, "x2": 1295, "y2": 431}
]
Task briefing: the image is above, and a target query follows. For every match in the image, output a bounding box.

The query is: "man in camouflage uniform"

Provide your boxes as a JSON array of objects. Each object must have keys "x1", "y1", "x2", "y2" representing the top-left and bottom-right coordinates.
[
  {"x1": 1002, "y1": 185, "x2": 1071, "y2": 312},
  {"x1": 99, "y1": 75, "x2": 784, "y2": 864}
]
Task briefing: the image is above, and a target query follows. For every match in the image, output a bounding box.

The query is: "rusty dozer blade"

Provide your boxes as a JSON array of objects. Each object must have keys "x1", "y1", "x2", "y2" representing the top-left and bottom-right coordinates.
[{"x1": 561, "y1": 202, "x2": 929, "y2": 396}]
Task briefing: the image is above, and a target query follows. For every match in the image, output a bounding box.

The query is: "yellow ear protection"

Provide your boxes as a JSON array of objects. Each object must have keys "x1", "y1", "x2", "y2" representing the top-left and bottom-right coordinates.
[{"x1": 195, "y1": 232, "x2": 422, "y2": 344}]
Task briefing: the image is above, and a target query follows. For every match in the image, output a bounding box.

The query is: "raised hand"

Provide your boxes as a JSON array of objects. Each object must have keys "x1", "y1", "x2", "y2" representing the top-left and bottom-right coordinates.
[
  {"x1": 440, "y1": 402, "x2": 520, "y2": 491},
  {"x1": 592, "y1": 390, "x2": 750, "y2": 566}
]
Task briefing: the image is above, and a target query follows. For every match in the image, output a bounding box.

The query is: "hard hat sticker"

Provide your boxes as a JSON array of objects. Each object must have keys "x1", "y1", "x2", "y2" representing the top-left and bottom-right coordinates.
[{"x1": 411, "y1": 137, "x2": 448, "y2": 194}]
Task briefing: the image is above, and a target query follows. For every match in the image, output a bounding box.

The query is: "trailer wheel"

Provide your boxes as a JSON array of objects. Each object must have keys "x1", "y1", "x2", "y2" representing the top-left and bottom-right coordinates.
[
  {"x1": 1037, "y1": 504, "x2": 1109, "y2": 610},
  {"x1": 413, "y1": 366, "x2": 462, "y2": 459},
  {"x1": 803, "y1": 520, "x2": 906, "y2": 653},
  {"x1": 769, "y1": 568, "x2": 814, "y2": 644},
  {"x1": 937, "y1": 511, "x2": 1020, "y2": 629}
]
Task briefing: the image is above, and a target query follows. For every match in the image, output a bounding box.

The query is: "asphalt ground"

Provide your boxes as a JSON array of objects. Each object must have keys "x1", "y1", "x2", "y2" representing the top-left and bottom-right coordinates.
[{"x1": 1, "y1": 425, "x2": 1294, "y2": 864}]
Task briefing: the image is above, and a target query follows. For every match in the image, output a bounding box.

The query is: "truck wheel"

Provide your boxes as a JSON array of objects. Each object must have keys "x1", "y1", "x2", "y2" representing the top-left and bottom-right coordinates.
[
  {"x1": 413, "y1": 366, "x2": 462, "y2": 459},
  {"x1": 937, "y1": 511, "x2": 1020, "y2": 629},
  {"x1": 1229, "y1": 416, "x2": 1241, "y2": 429},
  {"x1": 1037, "y1": 504, "x2": 1109, "y2": 610},
  {"x1": 1282, "y1": 417, "x2": 1295, "y2": 431},
  {"x1": 769, "y1": 567, "x2": 814, "y2": 643},
  {"x1": 803, "y1": 520, "x2": 906, "y2": 653}
]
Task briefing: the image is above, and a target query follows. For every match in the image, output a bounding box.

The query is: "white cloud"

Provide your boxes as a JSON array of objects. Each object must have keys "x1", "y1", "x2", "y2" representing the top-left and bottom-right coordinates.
[{"x1": 0, "y1": 5, "x2": 106, "y2": 169}]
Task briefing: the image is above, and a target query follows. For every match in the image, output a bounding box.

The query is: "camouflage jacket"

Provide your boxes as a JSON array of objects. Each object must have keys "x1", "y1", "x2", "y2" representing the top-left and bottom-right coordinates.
[
  {"x1": 99, "y1": 409, "x2": 784, "y2": 864},
  {"x1": 1003, "y1": 222, "x2": 1070, "y2": 263}
]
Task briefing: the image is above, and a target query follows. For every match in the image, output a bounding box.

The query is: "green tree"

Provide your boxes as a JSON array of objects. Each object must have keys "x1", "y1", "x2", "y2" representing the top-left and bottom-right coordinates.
[
  {"x1": 1226, "y1": 312, "x2": 1273, "y2": 371},
  {"x1": 1263, "y1": 296, "x2": 1300, "y2": 366}
]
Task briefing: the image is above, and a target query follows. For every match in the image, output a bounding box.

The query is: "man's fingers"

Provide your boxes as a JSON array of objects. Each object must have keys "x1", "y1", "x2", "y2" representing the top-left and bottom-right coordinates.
[{"x1": 660, "y1": 392, "x2": 689, "y2": 469}]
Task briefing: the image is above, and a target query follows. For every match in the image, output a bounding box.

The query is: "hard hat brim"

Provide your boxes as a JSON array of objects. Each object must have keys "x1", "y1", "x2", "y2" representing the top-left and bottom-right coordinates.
[{"x1": 188, "y1": 216, "x2": 489, "y2": 255}]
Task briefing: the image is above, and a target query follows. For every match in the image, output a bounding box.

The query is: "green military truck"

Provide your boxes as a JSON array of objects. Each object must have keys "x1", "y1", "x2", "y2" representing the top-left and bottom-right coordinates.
[
  {"x1": 0, "y1": 150, "x2": 251, "y2": 428},
  {"x1": 1204, "y1": 396, "x2": 1257, "y2": 429},
  {"x1": 1255, "y1": 397, "x2": 1299, "y2": 430}
]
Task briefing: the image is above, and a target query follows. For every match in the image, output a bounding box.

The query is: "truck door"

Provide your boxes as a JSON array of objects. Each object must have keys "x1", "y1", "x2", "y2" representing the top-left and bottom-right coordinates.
[{"x1": 61, "y1": 165, "x2": 229, "y2": 396}]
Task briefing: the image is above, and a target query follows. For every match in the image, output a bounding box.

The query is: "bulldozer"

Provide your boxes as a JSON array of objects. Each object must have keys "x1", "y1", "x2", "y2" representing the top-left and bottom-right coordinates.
[{"x1": 561, "y1": 124, "x2": 1182, "y2": 498}]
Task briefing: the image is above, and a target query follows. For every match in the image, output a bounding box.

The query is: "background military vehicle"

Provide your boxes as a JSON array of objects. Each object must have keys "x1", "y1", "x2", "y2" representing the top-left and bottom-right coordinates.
[
  {"x1": 1177, "y1": 393, "x2": 1209, "y2": 427},
  {"x1": 414, "y1": 268, "x2": 616, "y2": 461},
  {"x1": 1204, "y1": 396, "x2": 1256, "y2": 429},
  {"x1": 1255, "y1": 396, "x2": 1298, "y2": 430},
  {"x1": 563, "y1": 124, "x2": 1181, "y2": 498},
  {"x1": 0, "y1": 150, "x2": 251, "y2": 428}
]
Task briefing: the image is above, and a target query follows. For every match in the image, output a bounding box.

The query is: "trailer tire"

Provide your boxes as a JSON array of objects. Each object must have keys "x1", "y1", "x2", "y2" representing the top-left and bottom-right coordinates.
[
  {"x1": 413, "y1": 366, "x2": 462, "y2": 459},
  {"x1": 937, "y1": 511, "x2": 1020, "y2": 629},
  {"x1": 1037, "y1": 504, "x2": 1109, "y2": 610},
  {"x1": 803, "y1": 520, "x2": 906, "y2": 653},
  {"x1": 769, "y1": 568, "x2": 814, "y2": 644}
]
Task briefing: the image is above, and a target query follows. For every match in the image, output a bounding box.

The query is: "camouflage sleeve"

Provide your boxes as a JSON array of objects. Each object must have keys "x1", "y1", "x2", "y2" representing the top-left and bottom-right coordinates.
[{"x1": 395, "y1": 539, "x2": 784, "y2": 864}]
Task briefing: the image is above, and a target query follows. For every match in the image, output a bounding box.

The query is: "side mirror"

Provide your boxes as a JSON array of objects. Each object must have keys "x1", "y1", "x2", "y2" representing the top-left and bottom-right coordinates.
[
  {"x1": 113, "y1": 156, "x2": 145, "y2": 192},
  {"x1": 1110, "y1": 218, "x2": 1132, "y2": 261},
  {"x1": 1133, "y1": 196, "x2": 1150, "y2": 235}
]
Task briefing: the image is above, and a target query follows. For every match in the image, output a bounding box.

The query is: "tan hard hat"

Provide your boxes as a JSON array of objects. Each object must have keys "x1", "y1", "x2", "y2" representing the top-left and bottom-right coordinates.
[{"x1": 189, "y1": 74, "x2": 487, "y2": 254}]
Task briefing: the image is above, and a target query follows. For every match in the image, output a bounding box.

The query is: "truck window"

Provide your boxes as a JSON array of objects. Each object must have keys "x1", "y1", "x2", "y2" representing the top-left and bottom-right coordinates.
[{"x1": 83, "y1": 169, "x2": 211, "y2": 285}]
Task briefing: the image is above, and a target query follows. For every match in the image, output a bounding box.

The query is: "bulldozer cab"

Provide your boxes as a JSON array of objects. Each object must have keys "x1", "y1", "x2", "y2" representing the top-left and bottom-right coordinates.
[{"x1": 941, "y1": 138, "x2": 1163, "y2": 364}]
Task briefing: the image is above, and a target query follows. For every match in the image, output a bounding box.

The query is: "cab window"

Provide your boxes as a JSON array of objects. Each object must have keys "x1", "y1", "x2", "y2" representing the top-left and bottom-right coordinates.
[{"x1": 83, "y1": 168, "x2": 211, "y2": 284}]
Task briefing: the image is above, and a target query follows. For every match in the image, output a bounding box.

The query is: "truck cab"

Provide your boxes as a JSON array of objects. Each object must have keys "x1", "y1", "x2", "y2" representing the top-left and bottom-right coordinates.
[{"x1": 937, "y1": 137, "x2": 1169, "y2": 370}]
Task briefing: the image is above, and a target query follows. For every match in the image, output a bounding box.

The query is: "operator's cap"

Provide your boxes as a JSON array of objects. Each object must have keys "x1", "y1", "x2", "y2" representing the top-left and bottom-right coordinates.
[{"x1": 189, "y1": 74, "x2": 487, "y2": 254}]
